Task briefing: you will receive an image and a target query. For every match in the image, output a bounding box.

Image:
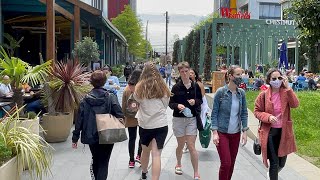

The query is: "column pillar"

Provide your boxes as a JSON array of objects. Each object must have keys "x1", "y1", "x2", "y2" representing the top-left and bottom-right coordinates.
[
  {"x1": 231, "y1": 45, "x2": 235, "y2": 65},
  {"x1": 295, "y1": 38, "x2": 299, "y2": 72},
  {"x1": 74, "y1": 3, "x2": 80, "y2": 43},
  {"x1": 0, "y1": 0, "x2": 3, "y2": 44},
  {"x1": 242, "y1": 40, "x2": 246, "y2": 68},
  {"x1": 46, "y1": 0, "x2": 55, "y2": 60},
  {"x1": 211, "y1": 22, "x2": 217, "y2": 71},
  {"x1": 227, "y1": 45, "x2": 230, "y2": 66}
]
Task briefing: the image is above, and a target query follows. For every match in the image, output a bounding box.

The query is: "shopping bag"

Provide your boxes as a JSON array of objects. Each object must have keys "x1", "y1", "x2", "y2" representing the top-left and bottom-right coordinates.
[
  {"x1": 96, "y1": 114, "x2": 127, "y2": 144},
  {"x1": 199, "y1": 115, "x2": 212, "y2": 148}
]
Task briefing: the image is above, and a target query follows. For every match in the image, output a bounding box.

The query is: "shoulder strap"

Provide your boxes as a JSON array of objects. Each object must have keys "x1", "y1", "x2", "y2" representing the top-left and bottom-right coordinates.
[{"x1": 194, "y1": 81, "x2": 197, "y2": 99}]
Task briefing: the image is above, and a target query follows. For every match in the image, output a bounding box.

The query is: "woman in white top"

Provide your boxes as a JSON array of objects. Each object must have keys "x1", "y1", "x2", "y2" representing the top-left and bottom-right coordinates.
[{"x1": 134, "y1": 62, "x2": 171, "y2": 180}]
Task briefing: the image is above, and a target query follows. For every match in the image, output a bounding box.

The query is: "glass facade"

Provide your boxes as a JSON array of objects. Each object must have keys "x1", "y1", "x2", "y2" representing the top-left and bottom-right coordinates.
[
  {"x1": 220, "y1": 0, "x2": 230, "y2": 8},
  {"x1": 259, "y1": 3, "x2": 281, "y2": 19}
]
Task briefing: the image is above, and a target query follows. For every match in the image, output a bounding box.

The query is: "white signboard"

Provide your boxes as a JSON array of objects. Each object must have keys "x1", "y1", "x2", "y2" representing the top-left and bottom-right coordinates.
[{"x1": 265, "y1": 20, "x2": 295, "y2": 26}]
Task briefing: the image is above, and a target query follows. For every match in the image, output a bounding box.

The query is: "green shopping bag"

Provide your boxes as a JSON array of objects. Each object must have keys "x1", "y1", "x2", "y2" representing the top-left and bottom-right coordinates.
[{"x1": 199, "y1": 115, "x2": 211, "y2": 148}]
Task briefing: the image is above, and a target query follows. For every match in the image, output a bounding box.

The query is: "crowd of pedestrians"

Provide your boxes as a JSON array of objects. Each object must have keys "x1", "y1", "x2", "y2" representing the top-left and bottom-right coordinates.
[{"x1": 71, "y1": 60, "x2": 300, "y2": 180}]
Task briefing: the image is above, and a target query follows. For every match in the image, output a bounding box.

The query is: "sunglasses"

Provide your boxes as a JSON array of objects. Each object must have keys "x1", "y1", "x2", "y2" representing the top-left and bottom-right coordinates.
[{"x1": 271, "y1": 77, "x2": 283, "y2": 81}]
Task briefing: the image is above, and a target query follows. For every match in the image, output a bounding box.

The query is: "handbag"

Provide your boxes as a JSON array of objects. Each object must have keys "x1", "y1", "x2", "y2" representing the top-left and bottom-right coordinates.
[
  {"x1": 194, "y1": 82, "x2": 204, "y2": 131},
  {"x1": 95, "y1": 113, "x2": 127, "y2": 144},
  {"x1": 253, "y1": 124, "x2": 261, "y2": 155},
  {"x1": 199, "y1": 115, "x2": 212, "y2": 148},
  {"x1": 253, "y1": 91, "x2": 266, "y2": 155}
]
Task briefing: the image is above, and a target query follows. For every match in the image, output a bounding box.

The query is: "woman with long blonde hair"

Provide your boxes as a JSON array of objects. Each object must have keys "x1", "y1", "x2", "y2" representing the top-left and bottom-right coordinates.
[{"x1": 134, "y1": 62, "x2": 171, "y2": 180}]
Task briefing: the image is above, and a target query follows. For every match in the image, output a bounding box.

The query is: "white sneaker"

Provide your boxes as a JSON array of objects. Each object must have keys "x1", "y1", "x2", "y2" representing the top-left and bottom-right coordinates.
[
  {"x1": 266, "y1": 172, "x2": 270, "y2": 180},
  {"x1": 183, "y1": 144, "x2": 188, "y2": 153}
]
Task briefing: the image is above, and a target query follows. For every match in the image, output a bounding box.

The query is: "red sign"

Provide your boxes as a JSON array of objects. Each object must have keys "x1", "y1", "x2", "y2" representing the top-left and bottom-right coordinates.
[{"x1": 220, "y1": 8, "x2": 251, "y2": 19}]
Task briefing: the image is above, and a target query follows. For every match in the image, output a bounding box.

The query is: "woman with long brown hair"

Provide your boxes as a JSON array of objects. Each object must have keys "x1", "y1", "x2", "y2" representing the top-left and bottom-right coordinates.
[{"x1": 134, "y1": 62, "x2": 171, "y2": 180}]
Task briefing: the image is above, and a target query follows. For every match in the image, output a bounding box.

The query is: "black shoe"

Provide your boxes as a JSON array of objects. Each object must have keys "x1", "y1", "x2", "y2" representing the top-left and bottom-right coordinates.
[{"x1": 140, "y1": 172, "x2": 147, "y2": 180}]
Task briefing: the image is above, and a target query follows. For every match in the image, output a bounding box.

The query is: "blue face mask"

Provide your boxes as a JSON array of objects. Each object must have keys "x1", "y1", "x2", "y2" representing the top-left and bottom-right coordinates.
[{"x1": 181, "y1": 107, "x2": 193, "y2": 117}]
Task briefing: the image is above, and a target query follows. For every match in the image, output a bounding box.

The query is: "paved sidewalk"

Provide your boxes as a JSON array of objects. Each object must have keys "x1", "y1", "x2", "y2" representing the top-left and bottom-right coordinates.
[{"x1": 22, "y1": 88, "x2": 311, "y2": 180}]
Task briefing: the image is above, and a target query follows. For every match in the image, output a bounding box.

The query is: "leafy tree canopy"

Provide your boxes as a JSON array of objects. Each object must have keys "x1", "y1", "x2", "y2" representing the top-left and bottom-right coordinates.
[{"x1": 112, "y1": 5, "x2": 149, "y2": 58}]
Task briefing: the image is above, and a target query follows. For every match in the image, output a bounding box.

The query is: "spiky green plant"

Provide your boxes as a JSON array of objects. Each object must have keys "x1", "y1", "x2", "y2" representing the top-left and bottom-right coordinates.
[
  {"x1": 0, "y1": 105, "x2": 53, "y2": 179},
  {"x1": 47, "y1": 60, "x2": 91, "y2": 113}
]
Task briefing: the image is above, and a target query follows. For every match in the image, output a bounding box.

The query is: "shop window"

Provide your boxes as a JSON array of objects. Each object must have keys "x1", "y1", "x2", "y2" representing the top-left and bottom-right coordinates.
[{"x1": 259, "y1": 3, "x2": 281, "y2": 19}]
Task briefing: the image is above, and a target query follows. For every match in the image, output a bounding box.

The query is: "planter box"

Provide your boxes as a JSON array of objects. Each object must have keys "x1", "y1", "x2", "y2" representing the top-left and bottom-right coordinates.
[
  {"x1": 42, "y1": 112, "x2": 73, "y2": 143},
  {"x1": 19, "y1": 117, "x2": 40, "y2": 135},
  {"x1": 0, "y1": 156, "x2": 22, "y2": 180}
]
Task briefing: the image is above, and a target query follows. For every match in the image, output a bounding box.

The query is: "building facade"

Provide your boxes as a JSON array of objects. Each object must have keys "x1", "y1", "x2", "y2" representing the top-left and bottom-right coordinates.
[
  {"x1": 214, "y1": 0, "x2": 282, "y2": 20},
  {"x1": 0, "y1": 0, "x2": 128, "y2": 66},
  {"x1": 108, "y1": 0, "x2": 136, "y2": 21}
]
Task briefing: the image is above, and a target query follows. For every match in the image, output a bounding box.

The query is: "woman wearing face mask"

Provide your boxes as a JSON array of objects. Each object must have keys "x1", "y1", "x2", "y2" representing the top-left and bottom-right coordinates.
[
  {"x1": 254, "y1": 68, "x2": 299, "y2": 180},
  {"x1": 211, "y1": 65, "x2": 248, "y2": 180}
]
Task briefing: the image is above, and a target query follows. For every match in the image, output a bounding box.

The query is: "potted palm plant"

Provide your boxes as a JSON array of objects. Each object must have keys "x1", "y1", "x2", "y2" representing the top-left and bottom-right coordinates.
[
  {"x1": 0, "y1": 46, "x2": 52, "y2": 109},
  {"x1": 0, "y1": 106, "x2": 52, "y2": 180},
  {"x1": 41, "y1": 60, "x2": 91, "y2": 143}
]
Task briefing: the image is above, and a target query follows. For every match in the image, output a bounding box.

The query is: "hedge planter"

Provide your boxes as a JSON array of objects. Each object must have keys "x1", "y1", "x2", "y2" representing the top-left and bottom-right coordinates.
[
  {"x1": 0, "y1": 156, "x2": 22, "y2": 180},
  {"x1": 19, "y1": 118, "x2": 40, "y2": 135},
  {"x1": 42, "y1": 112, "x2": 73, "y2": 143}
]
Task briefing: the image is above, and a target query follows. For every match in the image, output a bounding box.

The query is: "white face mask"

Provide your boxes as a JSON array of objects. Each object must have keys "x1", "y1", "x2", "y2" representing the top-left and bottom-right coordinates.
[{"x1": 270, "y1": 79, "x2": 282, "y2": 88}]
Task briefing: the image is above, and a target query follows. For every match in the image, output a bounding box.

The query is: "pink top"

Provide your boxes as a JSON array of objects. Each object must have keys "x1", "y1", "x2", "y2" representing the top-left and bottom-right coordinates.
[{"x1": 271, "y1": 92, "x2": 282, "y2": 128}]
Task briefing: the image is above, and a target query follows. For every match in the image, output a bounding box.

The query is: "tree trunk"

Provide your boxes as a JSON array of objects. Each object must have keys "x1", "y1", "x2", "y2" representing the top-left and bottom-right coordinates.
[
  {"x1": 12, "y1": 88, "x2": 23, "y2": 109},
  {"x1": 43, "y1": 83, "x2": 55, "y2": 114}
]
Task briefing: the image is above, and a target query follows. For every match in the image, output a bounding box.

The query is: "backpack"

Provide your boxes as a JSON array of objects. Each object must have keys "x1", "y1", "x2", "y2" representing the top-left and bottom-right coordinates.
[
  {"x1": 124, "y1": 65, "x2": 132, "y2": 76},
  {"x1": 126, "y1": 93, "x2": 139, "y2": 118}
]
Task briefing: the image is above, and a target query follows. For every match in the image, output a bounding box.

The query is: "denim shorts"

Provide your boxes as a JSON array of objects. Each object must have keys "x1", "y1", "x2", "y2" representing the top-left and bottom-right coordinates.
[{"x1": 172, "y1": 117, "x2": 197, "y2": 137}]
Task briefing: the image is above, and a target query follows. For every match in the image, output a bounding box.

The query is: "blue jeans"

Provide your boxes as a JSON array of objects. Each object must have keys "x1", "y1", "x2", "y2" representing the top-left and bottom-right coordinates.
[
  {"x1": 25, "y1": 99, "x2": 44, "y2": 114},
  {"x1": 166, "y1": 74, "x2": 172, "y2": 86}
]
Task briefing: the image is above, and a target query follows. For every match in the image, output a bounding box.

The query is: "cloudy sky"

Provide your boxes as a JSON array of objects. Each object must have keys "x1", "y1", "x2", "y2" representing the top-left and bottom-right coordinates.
[
  {"x1": 137, "y1": 0, "x2": 214, "y2": 52},
  {"x1": 137, "y1": 0, "x2": 214, "y2": 16}
]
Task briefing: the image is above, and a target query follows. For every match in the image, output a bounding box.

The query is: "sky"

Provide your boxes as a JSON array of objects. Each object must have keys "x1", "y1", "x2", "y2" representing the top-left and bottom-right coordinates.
[
  {"x1": 137, "y1": 0, "x2": 214, "y2": 16},
  {"x1": 137, "y1": 0, "x2": 214, "y2": 52}
]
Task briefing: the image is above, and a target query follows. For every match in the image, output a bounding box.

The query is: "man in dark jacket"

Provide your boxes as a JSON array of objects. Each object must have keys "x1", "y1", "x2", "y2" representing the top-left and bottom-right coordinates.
[
  {"x1": 72, "y1": 70, "x2": 124, "y2": 180},
  {"x1": 124, "y1": 62, "x2": 133, "y2": 81}
]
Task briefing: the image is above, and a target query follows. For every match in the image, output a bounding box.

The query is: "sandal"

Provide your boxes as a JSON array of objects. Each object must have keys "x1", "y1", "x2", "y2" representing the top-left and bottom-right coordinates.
[
  {"x1": 194, "y1": 176, "x2": 201, "y2": 180},
  {"x1": 175, "y1": 165, "x2": 183, "y2": 175}
]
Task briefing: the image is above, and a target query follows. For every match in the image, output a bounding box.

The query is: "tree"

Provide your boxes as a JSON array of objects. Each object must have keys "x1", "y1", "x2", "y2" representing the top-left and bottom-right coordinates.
[
  {"x1": 204, "y1": 24, "x2": 212, "y2": 81},
  {"x1": 289, "y1": 0, "x2": 320, "y2": 72},
  {"x1": 184, "y1": 30, "x2": 195, "y2": 67},
  {"x1": 74, "y1": 36, "x2": 100, "y2": 67},
  {"x1": 192, "y1": 30, "x2": 200, "y2": 72},
  {"x1": 112, "y1": 5, "x2": 147, "y2": 59},
  {"x1": 173, "y1": 40, "x2": 180, "y2": 63}
]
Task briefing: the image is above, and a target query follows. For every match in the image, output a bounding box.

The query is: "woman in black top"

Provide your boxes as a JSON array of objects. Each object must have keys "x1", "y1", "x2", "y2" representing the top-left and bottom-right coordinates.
[{"x1": 169, "y1": 62, "x2": 202, "y2": 180}]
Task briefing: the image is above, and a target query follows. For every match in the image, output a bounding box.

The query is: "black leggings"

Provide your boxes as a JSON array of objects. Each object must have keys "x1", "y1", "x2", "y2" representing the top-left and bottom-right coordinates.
[
  {"x1": 89, "y1": 144, "x2": 114, "y2": 180},
  {"x1": 128, "y1": 126, "x2": 142, "y2": 161},
  {"x1": 267, "y1": 128, "x2": 287, "y2": 180}
]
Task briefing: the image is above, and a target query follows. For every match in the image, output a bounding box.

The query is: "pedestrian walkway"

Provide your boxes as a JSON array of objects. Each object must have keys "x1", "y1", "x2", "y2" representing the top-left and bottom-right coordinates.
[{"x1": 22, "y1": 89, "x2": 313, "y2": 180}]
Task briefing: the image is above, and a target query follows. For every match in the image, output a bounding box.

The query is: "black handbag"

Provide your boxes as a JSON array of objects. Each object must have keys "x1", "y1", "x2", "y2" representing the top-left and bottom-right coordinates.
[
  {"x1": 253, "y1": 92, "x2": 266, "y2": 155},
  {"x1": 253, "y1": 129, "x2": 261, "y2": 155}
]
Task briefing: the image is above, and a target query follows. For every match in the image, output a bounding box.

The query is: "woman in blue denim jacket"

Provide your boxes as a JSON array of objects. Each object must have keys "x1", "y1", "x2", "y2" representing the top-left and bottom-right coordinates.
[{"x1": 211, "y1": 65, "x2": 249, "y2": 180}]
